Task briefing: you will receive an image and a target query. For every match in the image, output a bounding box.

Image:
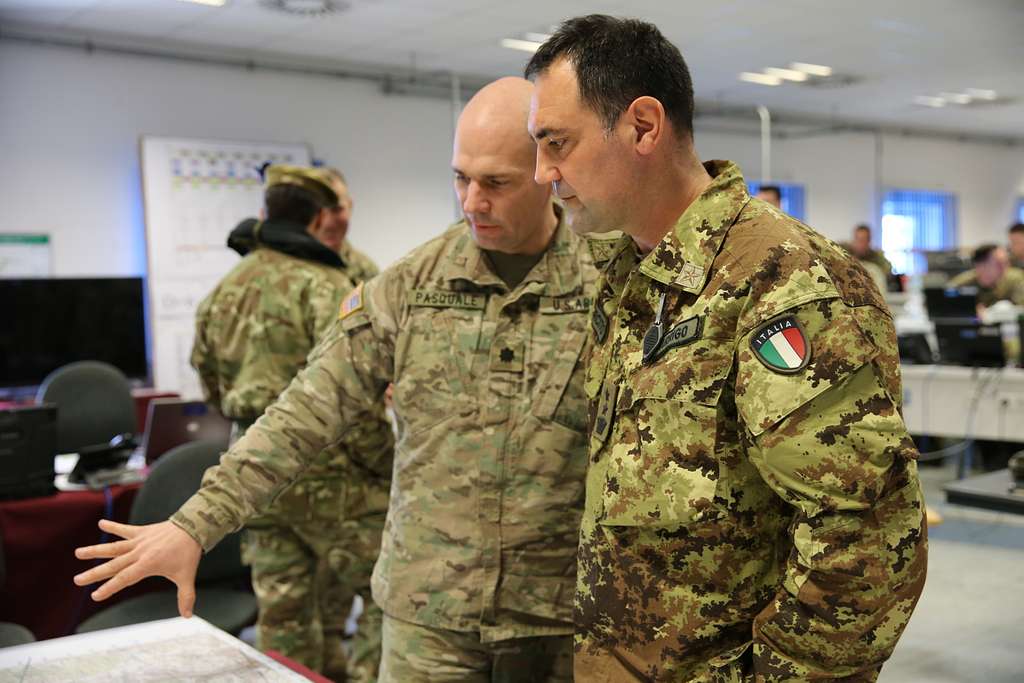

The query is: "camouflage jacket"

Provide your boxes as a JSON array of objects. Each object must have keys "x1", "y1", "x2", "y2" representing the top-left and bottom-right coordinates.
[
  {"x1": 574, "y1": 161, "x2": 928, "y2": 682},
  {"x1": 948, "y1": 266, "x2": 1024, "y2": 307},
  {"x1": 339, "y1": 238, "x2": 381, "y2": 285},
  {"x1": 174, "y1": 214, "x2": 599, "y2": 641},
  {"x1": 190, "y1": 244, "x2": 392, "y2": 522}
]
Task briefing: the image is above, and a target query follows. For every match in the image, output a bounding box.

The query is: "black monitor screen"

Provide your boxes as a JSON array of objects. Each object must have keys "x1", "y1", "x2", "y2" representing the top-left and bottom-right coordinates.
[{"x1": 0, "y1": 278, "x2": 148, "y2": 386}]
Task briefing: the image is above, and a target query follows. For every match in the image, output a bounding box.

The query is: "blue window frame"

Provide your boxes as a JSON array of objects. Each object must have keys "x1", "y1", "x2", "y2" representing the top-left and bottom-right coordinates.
[
  {"x1": 881, "y1": 189, "x2": 957, "y2": 275},
  {"x1": 748, "y1": 181, "x2": 806, "y2": 222}
]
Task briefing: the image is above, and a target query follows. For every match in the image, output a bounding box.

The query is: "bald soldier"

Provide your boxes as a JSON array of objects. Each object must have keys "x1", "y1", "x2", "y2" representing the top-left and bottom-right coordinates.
[
  {"x1": 527, "y1": 16, "x2": 927, "y2": 681},
  {"x1": 191, "y1": 164, "x2": 389, "y2": 681},
  {"x1": 75, "y1": 77, "x2": 597, "y2": 682}
]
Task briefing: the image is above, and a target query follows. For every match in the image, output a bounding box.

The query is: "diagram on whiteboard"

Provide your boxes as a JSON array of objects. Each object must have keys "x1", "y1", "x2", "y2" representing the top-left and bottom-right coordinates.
[{"x1": 141, "y1": 137, "x2": 310, "y2": 398}]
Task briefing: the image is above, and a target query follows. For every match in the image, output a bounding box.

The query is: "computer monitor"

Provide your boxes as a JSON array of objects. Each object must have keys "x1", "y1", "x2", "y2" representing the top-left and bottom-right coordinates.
[
  {"x1": 0, "y1": 278, "x2": 148, "y2": 387},
  {"x1": 0, "y1": 405, "x2": 57, "y2": 501},
  {"x1": 933, "y1": 322, "x2": 1005, "y2": 368},
  {"x1": 142, "y1": 399, "x2": 231, "y2": 464},
  {"x1": 924, "y1": 286, "x2": 979, "y2": 322}
]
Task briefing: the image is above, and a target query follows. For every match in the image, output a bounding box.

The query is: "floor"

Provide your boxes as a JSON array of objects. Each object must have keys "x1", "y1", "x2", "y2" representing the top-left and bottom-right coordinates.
[{"x1": 881, "y1": 462, "x2": 1024, "y2": 682}]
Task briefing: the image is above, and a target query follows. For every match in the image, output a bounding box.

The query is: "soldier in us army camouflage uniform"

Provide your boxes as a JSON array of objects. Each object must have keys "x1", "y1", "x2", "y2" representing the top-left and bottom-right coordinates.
[
  {"x1": 527, "y1": 16, "x2": 927, "y2": 681},
  {"x1": 191, "y1": 165, "x2": 392, "y2": 682},
  {"x1": 76, "y1": 78, "x2": 598, "y2": 683}
]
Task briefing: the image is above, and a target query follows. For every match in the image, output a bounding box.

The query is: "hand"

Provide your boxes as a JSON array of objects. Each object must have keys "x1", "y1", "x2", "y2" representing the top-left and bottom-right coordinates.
[{"x1": 74, "y1": 520, "x2": 203, "y2": 618}]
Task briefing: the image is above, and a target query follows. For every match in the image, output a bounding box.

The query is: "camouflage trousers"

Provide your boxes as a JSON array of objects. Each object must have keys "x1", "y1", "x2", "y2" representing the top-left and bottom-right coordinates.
[
  {"x1": 242, "y1": 483, "x2": 386, "y2": 682},
  {"x1": 377, "y1": 614, "x2": 573, "y2": 683}
]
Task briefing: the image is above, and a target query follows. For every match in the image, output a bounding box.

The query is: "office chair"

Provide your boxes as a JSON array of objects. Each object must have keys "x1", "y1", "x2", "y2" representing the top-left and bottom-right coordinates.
[
  {"x1": 0, "y1": 536, "x2": 36, "y2": 647},
  {"x1": 35, "y1": 361, "x2": 137, "y2": 454},
  {"x1": 75, "y1": 440, "x2": 257, "y2": 635}
]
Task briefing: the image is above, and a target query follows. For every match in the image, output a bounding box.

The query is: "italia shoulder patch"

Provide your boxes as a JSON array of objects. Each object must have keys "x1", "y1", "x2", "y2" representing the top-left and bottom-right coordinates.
[
  {"x1": 339, "y1": 283, "x2": 364, "y2": 320},
  {"x1": 750, "y1": 315, "x2": 810, "y2": 374}
]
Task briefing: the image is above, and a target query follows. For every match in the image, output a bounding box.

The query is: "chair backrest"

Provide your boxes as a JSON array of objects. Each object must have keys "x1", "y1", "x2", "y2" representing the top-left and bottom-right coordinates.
[
  {"x1": 130, "y1": 440, "x2": 242, "y2": 584},
  {"x1": 35, "y1": 361, "x2": 136, "y2": 454}
]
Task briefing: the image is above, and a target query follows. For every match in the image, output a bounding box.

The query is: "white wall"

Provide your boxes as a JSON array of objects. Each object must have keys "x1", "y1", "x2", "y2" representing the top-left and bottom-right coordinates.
[
  {"x1": 0, "y1": 41, "x2": 457, "y2": 276},
  {"x1": 2, "y1": 40, "x2": 1023, "y2": 278}
]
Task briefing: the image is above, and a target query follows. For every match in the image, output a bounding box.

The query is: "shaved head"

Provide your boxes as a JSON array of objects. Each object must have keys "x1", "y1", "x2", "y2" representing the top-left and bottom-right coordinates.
[{"x1": 451, "y1": 77, "x2": 556, "y2": 255}]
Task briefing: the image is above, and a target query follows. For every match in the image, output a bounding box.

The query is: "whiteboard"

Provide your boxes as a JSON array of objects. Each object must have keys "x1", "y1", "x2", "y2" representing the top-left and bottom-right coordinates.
[{"x1": 141, "y1": 136, "x2": 310, "y2": 398}]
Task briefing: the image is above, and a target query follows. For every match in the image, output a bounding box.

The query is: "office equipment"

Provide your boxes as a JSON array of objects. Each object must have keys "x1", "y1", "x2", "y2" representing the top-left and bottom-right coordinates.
[
  {"x1": 924, "y1": 286, "x2": 979, "y2": 322},
  {"x1": 933, "y1": 322, "x2": 1005, "y2": 367},
  {"x1": 142, "y1": 398, "x2": 230, "y2": 464},
  {"x1": 0, "y1": 278, "x2": 147, "y2": 387},
  {"x1": 0, "y1": 405, "x2": 57, "y2": 501}
]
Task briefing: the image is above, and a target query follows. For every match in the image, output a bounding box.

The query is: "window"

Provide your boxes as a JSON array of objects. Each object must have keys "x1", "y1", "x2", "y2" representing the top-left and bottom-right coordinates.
[
  {"x1": 748, "y1": 182, "x2": 806, "y2": 221},
  {"x1": 1016, "y1": 197, "x2": 1024, "y2": 224},
  {"x1": 881, "y1": 189, "x2": 957, "y2": 275}
]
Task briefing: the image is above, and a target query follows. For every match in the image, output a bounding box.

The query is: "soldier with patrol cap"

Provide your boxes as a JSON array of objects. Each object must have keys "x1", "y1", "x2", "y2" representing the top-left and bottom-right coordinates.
[
  {"x1": 527, "y1": 15, "x2": 928, "y2": 681},
  {"x1": 75, "y1": 77, "x2": 597, "y2": 682},
  {"x1": 191, "y1": 164, "x2": 392, "y2": 682}
]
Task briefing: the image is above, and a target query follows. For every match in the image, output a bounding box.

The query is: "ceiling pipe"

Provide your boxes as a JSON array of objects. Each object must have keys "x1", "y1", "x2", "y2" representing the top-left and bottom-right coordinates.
[{"x1": 757, "y1": 105, "x2": 771, "y2": 183}]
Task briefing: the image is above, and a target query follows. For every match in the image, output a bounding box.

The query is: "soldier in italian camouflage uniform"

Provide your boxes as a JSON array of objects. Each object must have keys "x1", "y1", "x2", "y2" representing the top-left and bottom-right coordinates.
[
  {"x1": 78, "y1": 78, "x2": 597, "y2": 683},
  {"x1": 192, "y1": 165, "x2": 392, "y2": 682},
  {"x1": 527, "y1": 16, "x2": 927, "y2": 681}
]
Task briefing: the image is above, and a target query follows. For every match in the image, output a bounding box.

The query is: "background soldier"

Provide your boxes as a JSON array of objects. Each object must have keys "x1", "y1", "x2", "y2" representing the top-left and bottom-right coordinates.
[
  {"x1": 191, "y1": 165, "x2": 392, "y2": 682},
  {"x1": 76, "y1": 78, "x2": 597, "y2": 682},
  {"x1": 527, "y1": 15, "x2": 928, "y2": 681}
]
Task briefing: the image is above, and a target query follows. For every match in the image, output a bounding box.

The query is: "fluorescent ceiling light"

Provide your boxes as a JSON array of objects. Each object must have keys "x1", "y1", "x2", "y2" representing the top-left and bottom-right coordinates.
[
  {"x1": 966, "y1": 88, "x2": 998, "y2": 100},
  {"x1": 939, "y1": 91, "x2": 972, "y2": 105},
  {"x1": 176, "y1": 0, "x2": 228, "y2": 6},
  {"x1": 523, "y1": 32, "x2": 552, "y2": 43},
  {"x1": 501, "y1": 38, "x2": 543, "y2": 53},
  {"x1": 913, "y1": 95, "x2": 946, "y2": 108},
  {"x1": 764, "y1": 67, "x2": 808, "y2": 82},
  {"x1": 790, "y1": 62, "x2": 833, "y2": 77},
  {"x1": 739, "y1": 72, "x2": 782, "y2": 86}
]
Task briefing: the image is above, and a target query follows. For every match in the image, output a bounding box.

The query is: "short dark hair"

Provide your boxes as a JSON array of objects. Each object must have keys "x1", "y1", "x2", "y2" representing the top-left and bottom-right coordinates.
[
  {"x1": 524, "y1": 14, "x2": 695, "y2": 136},
  {"x1": 855, "y1": 224, "x2": 872, "y2": 237},
  {"x1": 1009, "y1": 222, "x2": 1024, "y2": 236},
  {"x1": 758, "y1": 185, "x2": 782, "y2": 202},
  {"x1": 972, "y1": 243, "x2": 1001, "y2": 264},
  {"x1": 264, "y1": 184, "x2": 322, "y2": 226}
]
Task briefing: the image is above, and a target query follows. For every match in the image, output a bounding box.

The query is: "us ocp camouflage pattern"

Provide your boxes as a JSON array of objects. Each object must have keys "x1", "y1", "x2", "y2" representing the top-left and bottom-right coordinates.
[
  {"x1": 190, "y1": 243, "x2": 393, "y2": 681},
  {"x1": 174, "y1": 212, "x2": 598, "y2": 644},
  {"x1": 574, "y1": 161, "x2": 928, "y2": 682},
  {"x1": 948, "y1": 265, "x2": 1024, "y2": 307},
  {"x1": 339, "y1": 238, "x2": 381, "y2": 286}
]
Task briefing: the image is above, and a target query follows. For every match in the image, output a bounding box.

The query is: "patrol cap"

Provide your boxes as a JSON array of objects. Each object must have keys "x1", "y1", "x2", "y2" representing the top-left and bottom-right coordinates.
[{"x1": 263, "y1": 164, "x2": 339, "y2": 208}]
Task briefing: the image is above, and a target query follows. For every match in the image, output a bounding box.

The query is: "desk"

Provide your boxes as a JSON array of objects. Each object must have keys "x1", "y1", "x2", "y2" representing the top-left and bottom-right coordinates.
[
  {"x1": 0, "y1": 485, "x2": 144, "y2": 640},
  {"x1": 900, "y1": 364, "x2": 1024, "y2": 442},
  {"x1": 944, "y1": 469, "x2": 1024, "y2": 515}
]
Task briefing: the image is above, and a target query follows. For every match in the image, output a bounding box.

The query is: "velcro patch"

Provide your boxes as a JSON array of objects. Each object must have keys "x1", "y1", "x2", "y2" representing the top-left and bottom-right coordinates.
[
  {"x1": 410, "y1": 289, "x2": 486, "y2": 310},
  {"x1": 646, "y1": 315, "x2": 703, "y2": 363},
  {"x1": 339, "y1": 283, "x2": 364, "y2": 320},
  {"x1": 539, "y1": 295, "x2": 593, "y2": 314},
  {"x1": 750, "y1": 315, "x2": 810, "y2": 374}
]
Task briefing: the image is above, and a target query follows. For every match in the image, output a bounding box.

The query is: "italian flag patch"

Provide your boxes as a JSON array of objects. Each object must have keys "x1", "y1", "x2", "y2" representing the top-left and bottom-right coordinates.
[{"x1": 750, "y1": 315, "x2": 810, "y2": 373}]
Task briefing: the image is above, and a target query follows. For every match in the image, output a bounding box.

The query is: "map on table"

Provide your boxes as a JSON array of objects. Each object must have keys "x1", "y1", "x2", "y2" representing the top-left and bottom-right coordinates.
[{"x1": 0, "y1": 616, "x2": 307, "y2": 682}]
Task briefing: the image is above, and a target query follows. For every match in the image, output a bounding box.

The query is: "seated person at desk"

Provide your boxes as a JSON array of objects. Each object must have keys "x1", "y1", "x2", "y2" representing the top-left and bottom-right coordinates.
[
  {"x1": 755, "y1": 183, "x2": 781, "y2": 208},
  {"x1": 843, "y1": 224, "x2": 894, "y2": 289},
  {"x1": 1007, "y1": 222, "x2": 1024, "y2": 269},
  {"x1": 948, "y1": 243, "x2": 1024, "y2": 312}
]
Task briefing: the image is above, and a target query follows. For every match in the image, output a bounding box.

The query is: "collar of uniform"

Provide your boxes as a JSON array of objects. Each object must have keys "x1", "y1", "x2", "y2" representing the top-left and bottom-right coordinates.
[
  {"x1": 336, "y1": 238, "x2": 353, "y2": 269},
  {"x1": 637, "y1": 159, "x2": 749, "y2": 294},
  {"x1": 442, "y1": 206, "x2": 582, "y2": 296}
]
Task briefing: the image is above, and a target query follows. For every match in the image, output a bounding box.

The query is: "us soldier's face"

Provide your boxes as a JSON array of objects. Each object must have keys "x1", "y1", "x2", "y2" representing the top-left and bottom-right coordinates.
[
  {"x1": 529, "y1": 59, "x2": 633, "y2": 236},
  {"x1": 452, "y1": 128, "x2": 553, "y2": 255},
  {"x1": 852, "y1": 229, "x2": 871, "y2": 256},
  {"x1": 308, "y1": 178, "x2": 352, "y2": 252},
  {"x1": 1009, "y1": 232, "x2": 1024, "y2": 261}
]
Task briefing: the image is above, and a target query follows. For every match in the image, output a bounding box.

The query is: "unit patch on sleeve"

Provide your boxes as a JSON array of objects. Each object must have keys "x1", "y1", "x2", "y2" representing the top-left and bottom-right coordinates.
[
  {"x1": 339, "y1": 283, "x2": 364, "y2": 320},
  {"x1": 750, "y1": 315, "x2": 810, "y2": 373}
]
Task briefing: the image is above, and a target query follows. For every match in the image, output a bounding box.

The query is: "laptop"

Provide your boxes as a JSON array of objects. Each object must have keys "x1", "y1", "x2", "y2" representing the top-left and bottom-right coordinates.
[
  {"x1": 0, "y1": 405, "x2": 57, "y2": 501},
  {"x1": 924, "y1": 286, "x2": 979, "y2": 322},
  {"x1": 141, "y1": 399, "x2": 231, "y2": 464},
  {"x1": 933, "y1": 321, "x2": 1005, "y2": 368}
]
